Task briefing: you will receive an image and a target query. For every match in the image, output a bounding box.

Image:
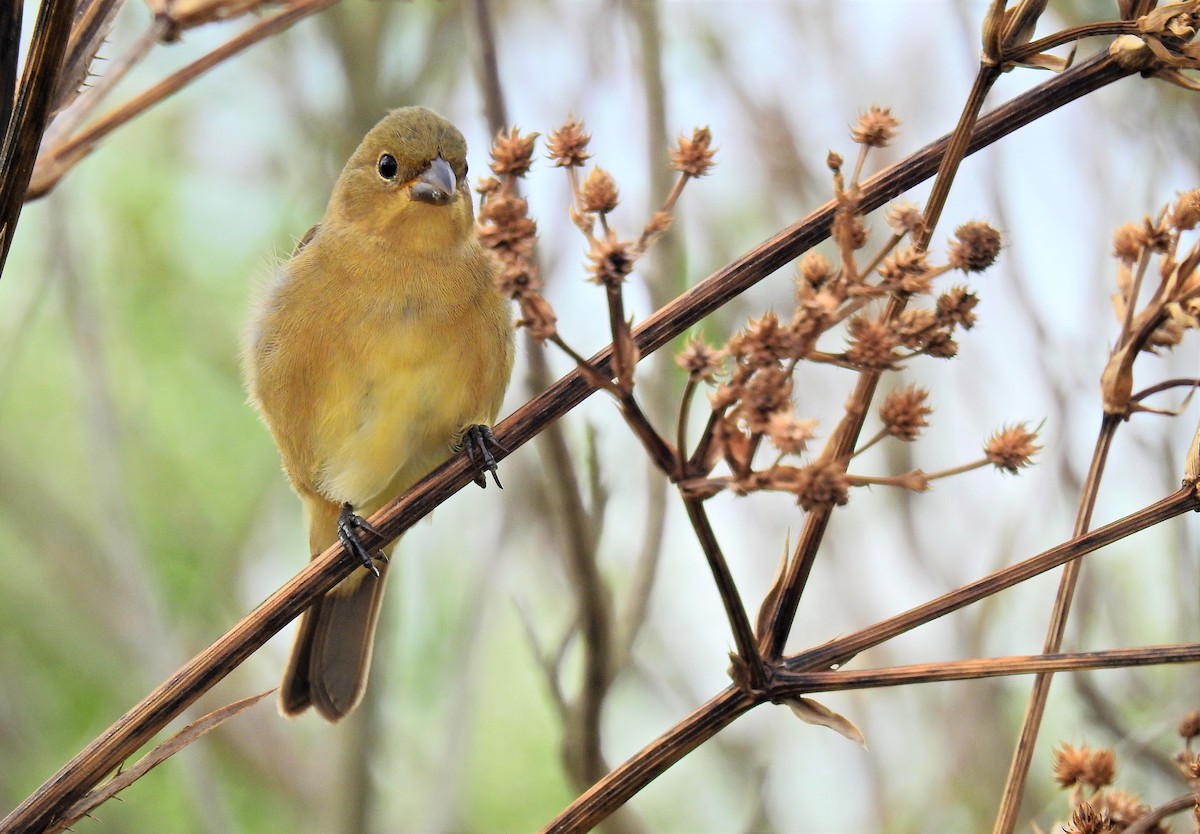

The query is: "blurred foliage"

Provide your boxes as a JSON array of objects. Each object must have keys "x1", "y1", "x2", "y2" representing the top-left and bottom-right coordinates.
[{"x1": 0, "y1": 2, "x2": 1198, "y2": 833}]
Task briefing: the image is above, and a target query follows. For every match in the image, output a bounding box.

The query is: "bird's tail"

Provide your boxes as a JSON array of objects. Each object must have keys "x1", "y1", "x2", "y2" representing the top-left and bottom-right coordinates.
[{"x1": 280, "y1": 498, "x2": 392, "y2": 721}]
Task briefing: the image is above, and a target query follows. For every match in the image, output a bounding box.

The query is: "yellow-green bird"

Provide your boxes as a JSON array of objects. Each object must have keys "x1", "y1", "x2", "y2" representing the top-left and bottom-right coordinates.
[{"x1": 244, "y1": 107, "x2": 515, "y2": 721}]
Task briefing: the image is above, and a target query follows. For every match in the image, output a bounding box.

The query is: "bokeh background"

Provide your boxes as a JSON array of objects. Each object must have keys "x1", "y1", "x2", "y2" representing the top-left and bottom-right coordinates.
[{"x1": 1, "y1": 1, "x2": 1198, "y2": 832}]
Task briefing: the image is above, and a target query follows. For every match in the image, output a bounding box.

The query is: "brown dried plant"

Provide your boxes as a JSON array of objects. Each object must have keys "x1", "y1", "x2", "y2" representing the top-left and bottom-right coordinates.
[
  {"x1": 7, "y1": 4, "x2": 1200, "y2": 834},
  {"x1": 1046, "y1": 709, "x2": 1200, "y2": 834}
]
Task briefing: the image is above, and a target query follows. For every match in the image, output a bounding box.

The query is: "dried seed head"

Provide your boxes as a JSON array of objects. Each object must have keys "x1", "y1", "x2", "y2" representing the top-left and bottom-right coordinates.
[
  {"x1": 832, "y1": 207, "x2": 868, "y2": 251},
  {"x1": 794, "y1": 460, "x2": 850, "y2": 511},
  {"x1": 924, "y1": 330, "x2": 958, "y2": 358},
  {"x1": 895, "y1": 308, "x2": 939, "y2": 348},
  {"x1": 546, "y1": 116, "x2": 591, "y2": 168},
  {"x1": 851, "y1": 105, "x2": 900, "y2": 148},
  {"x1": 676, "y1": 337, "x2": 725, "y2": 383},
  {"x1": 1053, "y1": 744, "x2": 1089, "y2": 788},
  {"x1": 477, "y1": 193, "x2": 538, "y2": 261},
  {"x1": 1137, "y1": 216, "x2": 1172, "y2": 253},
  {"x1": 730, "y1": 311, "x2": 789, "y2": 365},
  {"x1": 1062, "y1": 802, "x2": 1110, "y2": 834},
  {"x1": 671, "y1": 127, "x2": 716, "y2": 178},
  {"x1": 936, "y1": 286, "x2": 979, "y2": 330},
  {"x1": 588, "y1": 236, "x2": 636, "y2": 287},
  {"x1": 947, "y1": 221, "x2": 1002, "y2": 272},
  {"x1": 1178, "y1": 710, "x2": 1200, "y2": 739},
  {"x1": 826, "y1": 150, "x2": 843, "y2": 172},
  {"x1": 475, "y1": 176, "x2": 501, "y2": 197},
  {"x1": 845, "y1": 315, "x2": 899, "y2": 370},
  {"x1": 985, "y1": 424, "x2": 1040, "y2": 473},
  {"x1": 1112, "y1": 222, "x2": 1143, "y2": 263},
  {"x1": 798, "y1": 251, "x2": 836, "y2": 291},
  {"x1": 767, "y1": 413, "x2": 817, "y2": 455},
  {"x1": 1172, "y1": 189, "x2": 1200, "y2": 231},
  {"x1": 878, "y1": 244, "x2": 932, "y2": 294},
  {"x1": 879, "y1": 386, "x2": 932, "y2": 441},
  {"x1": 580, "y1": 166, "x2": 620, "y2": 214},
  {"x1": 489, "y1": 127, "x2": 539, "y2": 178},
  {"x1": 885, "y1": 201, "x2": 925, "y2": 237},
  {"x1": 494, "y1": 262, "x2": 539, "y2": 298},
  {"x1": 1082, "y1": 747, "x2": 1117, "y2": 789},
  {"x1": 1095, "y1": 790, "x2": 1150, "y2": 830},
  {"x1": 737, "y1": 365, "x2": 793, "y2": 433}
]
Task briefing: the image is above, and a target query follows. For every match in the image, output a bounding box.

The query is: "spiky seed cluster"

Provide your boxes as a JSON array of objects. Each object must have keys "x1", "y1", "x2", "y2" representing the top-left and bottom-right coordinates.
[
  {"x1": 1061, "y1": 802, "x2": 1110, "y2": 834},
  {"x1": 985, "y1": 424, "x2": 1040, "y2": 473},
  {"x1": 477, "y1": 129, "x2": 556, "y2": 343},
  {"x1": 1095, "y1": 791, "x2": 1152, "y2": 830},
  {"x1": 878, "y1": 244, "x2": 932, "y2": 294},
  {"x1": 947, "y1": 221, "x2": 1002, "y2": 272},
  {"x1": 845, "y1": 316, "x2": 899, "y2": 370},
  {"x1": 879, "y1": 386, "x2": 931, "y2": 440},
  {"x1": 766, "y1": 413, "x2": 817, "y2": 455},
  {"x1": 478, "y1": 194, "x2": 537, "y2": 264},
  {"x1": 885, "y1": 201, "x2": 924, "y2": 236},
  {"x1": 1112, "y1": 222, "x2": 1142, "y2": 263},
  {"x1": 671, "y1": 127, "x2": 716, "y2": 178},
  {"x1": 588, "y1": 236, "x2": 635, "y2": 287},
  {"x1": 936, "y1": 287, "x2": 979, "y2": 329},
  {"x1": 546, "y1": 116, "x2": 591, "y2": 168},
  {"x1": 797, "y1": 251, "x2": 835, "y2": 291},
  {"x1": 832, "y1": 205, "x2": 868, "y2": 251},
  {"x1": 794, "y1": 460, "x2": 850, "y2": 510},
  {"x1": 851, "y1": 105, "x2": 900, "y2": 148},
  {"x1": 489, "y1": 127, "x2": 540, "y2": 177},
  {"x1": 1172, "y1": 188, "x2": 1200, "y2": 230},
  {"x1": 1137, "y1": 216, "x2": 1172, "y2": 253},
  {"x1": 677, "y1": 337, "x2": 725, "y2": 383},
  {"x1": 580, "y1": 167, "x2": 619, "y2": 214}
]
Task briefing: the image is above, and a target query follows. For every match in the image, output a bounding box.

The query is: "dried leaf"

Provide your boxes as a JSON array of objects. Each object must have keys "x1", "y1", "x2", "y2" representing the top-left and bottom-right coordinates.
[
  {"x1": 62, "y1": 690, "x2": 273, "y2": 825},
  {"x1": 755, "y1": 534, "x2": 791, "y2": 639},
  {"x1": 784, "y1": 697, "x2": 868, "y2": 748}
]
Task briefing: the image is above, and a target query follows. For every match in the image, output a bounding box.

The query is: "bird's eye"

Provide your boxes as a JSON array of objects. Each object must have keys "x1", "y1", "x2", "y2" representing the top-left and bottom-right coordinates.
[
  {"x1": 377, "y1": 153, "x2": 398, "y2": 180},
  {"x1": 462, "y1": 162, "x2": 469, "y2": 177}
]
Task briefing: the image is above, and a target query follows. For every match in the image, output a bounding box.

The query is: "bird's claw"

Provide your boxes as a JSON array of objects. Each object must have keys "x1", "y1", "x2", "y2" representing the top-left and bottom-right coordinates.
[
  {"x1": 337, "y1": 503, "x2": 387, "y2": 577},
  {"x1": 463, "y1": 424, "x2": 506, "y2": 489}
]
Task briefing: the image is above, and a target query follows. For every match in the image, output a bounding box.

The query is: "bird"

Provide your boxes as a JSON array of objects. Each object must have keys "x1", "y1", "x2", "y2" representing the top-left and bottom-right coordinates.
[{"x1": 243, "y1": 106, "x2": 515, "y2": 721}]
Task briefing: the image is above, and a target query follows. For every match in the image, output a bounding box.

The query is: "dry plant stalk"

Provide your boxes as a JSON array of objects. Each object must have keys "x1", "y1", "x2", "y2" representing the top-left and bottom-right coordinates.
[{"x1": 6, "y1": 4, "x2": 1200, "y2": 833}]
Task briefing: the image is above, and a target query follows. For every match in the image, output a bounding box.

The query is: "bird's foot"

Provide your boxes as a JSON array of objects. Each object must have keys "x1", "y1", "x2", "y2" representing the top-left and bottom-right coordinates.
[
  {"x1": 337, "y1": 503, "x2": 387, "y2": 577},
  {"x1": 463, "y1": 424, "x2": 506, "y2": 489}
]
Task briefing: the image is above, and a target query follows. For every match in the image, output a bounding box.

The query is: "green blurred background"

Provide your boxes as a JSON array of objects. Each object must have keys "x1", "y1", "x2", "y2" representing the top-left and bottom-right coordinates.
[{"x1": 1, "y1": 1, "x2": 1199, "y2": 832}]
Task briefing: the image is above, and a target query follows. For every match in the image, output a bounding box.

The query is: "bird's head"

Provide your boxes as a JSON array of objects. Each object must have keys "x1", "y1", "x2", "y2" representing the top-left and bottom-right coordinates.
[{"x1": 327, "y1": 106, "x2": 475, "y2": 251}]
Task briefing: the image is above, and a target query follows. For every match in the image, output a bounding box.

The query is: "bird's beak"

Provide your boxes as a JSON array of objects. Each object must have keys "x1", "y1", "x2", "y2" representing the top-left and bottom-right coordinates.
[{"x1": 410, "y1": 156, "x2": 457, "y2": 206}]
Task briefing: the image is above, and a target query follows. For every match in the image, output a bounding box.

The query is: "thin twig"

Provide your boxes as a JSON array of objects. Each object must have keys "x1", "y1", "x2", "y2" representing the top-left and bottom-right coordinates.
[{"x1": 27, "y1": 0, "x2": 342, "y2": 201}]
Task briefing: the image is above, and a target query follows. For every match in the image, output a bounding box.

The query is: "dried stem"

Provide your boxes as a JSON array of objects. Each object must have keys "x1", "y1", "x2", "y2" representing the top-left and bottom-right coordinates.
[
  {"x1": 1123, "y1": 793, "x2": 1198, "y2": 834},
  {"x1": 785, "y1": 486, "x2": 1196, "y2": 675},
  {"x1": 0, "y1": 0, "x2": 76, "y2": 277},
  {"x1": 774, "y1": 643, "x2": 1200, "y2": 693},
  {"x1": 27, "y1": 0, "x2": 342, "y2": 200},
  {"x1": 680, "y1": 497, "x2": 763, "y2": 688}
]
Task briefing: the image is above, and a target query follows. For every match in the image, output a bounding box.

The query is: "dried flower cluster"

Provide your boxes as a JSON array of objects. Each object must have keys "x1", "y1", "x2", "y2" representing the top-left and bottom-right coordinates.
[
  {"x1": 477, "y1": 115, "x2": 716, "y2": 403},
  {"x1": 668, "y1": 108, "x2": 1037, "y2": 510},
  {"x1": 1050, "y1": 725, "x2": 1200, "y2": 834},
  {"x1": 477, "y1": 127, "x2": 556, "y2": 343},
  {"x1": 1101, "y1": 188, "x2": 1200, "y2": 416}
]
